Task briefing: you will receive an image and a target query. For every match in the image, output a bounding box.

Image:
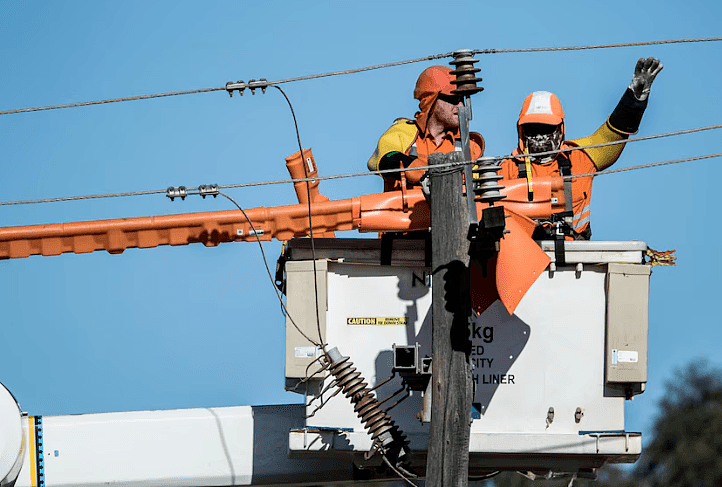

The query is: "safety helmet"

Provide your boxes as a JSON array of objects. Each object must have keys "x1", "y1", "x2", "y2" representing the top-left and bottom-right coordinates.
[
  {"x1": 414, "y1": 66, "x2": 456, "y2": 100},
  {"x1": 414, "y1": 66, "x2": 457, "y2": 132},
  {"x1": 517, "y1": 91, "x2": 565, "y2": 152}
]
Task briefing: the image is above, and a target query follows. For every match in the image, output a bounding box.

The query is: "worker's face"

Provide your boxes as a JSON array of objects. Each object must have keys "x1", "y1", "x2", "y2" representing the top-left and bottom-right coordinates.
[
  {"x1": 432, "y1": 94, "x2": 464, "y2": 131},
  {"x1": 522, "y1": 123, "x2": 562, "y2": 162}
]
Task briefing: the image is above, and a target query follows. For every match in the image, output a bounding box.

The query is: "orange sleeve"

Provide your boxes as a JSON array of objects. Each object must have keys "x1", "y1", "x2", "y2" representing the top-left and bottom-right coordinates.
[{"x1": 498, "y1": 158, "x2": 519, "y2": 180}]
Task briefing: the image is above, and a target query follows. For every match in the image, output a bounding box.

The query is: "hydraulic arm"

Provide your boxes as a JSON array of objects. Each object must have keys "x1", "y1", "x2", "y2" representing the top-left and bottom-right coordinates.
[{"x1": 0, "y1": 177, "x2": 563, "y2": 260}]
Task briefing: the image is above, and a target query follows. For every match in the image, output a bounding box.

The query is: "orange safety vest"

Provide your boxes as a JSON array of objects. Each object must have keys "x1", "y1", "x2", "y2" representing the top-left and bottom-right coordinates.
[
  {"x1": 368, "y1": 119, "x2": 484, "y2": 192},
  {"x1": 499, "y1": 141, "x2": 595, "y2": 237}
]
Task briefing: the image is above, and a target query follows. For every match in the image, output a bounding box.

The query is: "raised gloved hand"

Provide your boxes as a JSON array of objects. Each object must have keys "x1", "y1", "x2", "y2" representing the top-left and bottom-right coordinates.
[{"x1": 628, "y1": 57, "x2": 664, "y2": 101}]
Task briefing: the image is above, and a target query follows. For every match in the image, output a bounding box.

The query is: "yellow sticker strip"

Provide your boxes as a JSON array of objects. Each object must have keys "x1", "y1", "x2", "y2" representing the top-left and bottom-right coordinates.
[
  {"x1": 28, "y1": 416, "x2": 37, "y2": 487},
  {"x1": 523, "y1": 148, "x2": 533, "y2": 198},
  {"x1": 347, "y1": 317, "x2": 409, "y2": 326}
]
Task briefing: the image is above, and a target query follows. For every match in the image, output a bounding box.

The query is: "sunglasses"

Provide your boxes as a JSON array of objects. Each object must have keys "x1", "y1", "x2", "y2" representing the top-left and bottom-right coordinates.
[{"x1": 437, "y1": 94, "x2": 464, "y2": 105}]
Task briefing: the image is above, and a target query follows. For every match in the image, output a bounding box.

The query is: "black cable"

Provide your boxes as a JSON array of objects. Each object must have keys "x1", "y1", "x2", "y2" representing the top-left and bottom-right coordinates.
[
  {"x1": 217, "y1": 190, "x2": 322, "y2": 348},
  {"x1": 272, "y1": 85, "x2": 326, "y2": 351}
]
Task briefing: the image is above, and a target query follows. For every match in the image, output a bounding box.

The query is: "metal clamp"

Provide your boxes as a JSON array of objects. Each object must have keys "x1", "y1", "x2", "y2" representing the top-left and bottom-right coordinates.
[
  {"x1": 226, "y1": 78, "x2": 269, "y2": 97},
  {"x1": 167, "y1": 184, "x2": 219, "y2": 201},
  {"x1": 198, "y1": 184, "x2": 219, "y2": 199},
  {"x1": 166, "y1": 186, "x2": 187, "y2": 201}
]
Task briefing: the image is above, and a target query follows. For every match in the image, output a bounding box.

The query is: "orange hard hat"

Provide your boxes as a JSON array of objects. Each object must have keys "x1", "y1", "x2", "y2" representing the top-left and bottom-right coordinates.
[
  {"x1": 518, "y1": 91, "x2": 565, "y2": 126},
  {"x1": 414, "y1": 66, "x2": 456, "y2": 132},
  {"x1": 414, "y1": 66, "x2": 456, "y2": 100},
  {"x1": 517, "y1": 91, "x2": 565, "y2": 151}
]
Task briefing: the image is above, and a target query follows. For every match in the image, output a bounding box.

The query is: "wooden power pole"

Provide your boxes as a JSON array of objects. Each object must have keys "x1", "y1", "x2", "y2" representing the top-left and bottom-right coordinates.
[{"x1": 425, "y1": 151, "x2": 474, "y2": 487}]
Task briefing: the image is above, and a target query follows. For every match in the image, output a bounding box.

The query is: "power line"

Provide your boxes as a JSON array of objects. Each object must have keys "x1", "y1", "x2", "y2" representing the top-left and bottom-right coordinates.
[
  {"x1": 566, "y1": 153, "x2": 722, "y2": 180},
  {"x1": 2, "y1": 36, "x2": 720, "y2": 117},
  {"x1": 217, "y1": 190, "x2": 323, "y2": 349},
  {"x1": 1, "y1": 122, "x2": 718, "y2": 207},
  {"x1": 472, "y1": 36, "x2": 722, "y2": 54},
  {"x1": 0, "y1": 87, "x2": 226, "y2": 116}
]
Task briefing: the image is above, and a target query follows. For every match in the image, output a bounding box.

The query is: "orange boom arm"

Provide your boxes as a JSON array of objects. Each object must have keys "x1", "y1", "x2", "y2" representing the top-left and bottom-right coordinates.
[{"x1": 0, "y1": 177, "x2": 563, "y2": 260}]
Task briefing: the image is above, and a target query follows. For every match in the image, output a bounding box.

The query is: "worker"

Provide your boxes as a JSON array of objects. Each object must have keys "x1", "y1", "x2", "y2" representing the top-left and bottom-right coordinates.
[
  {"x1": 367, "y1": 65, "x2": 485, "y2": 192},
  {"x1": 499, "y1": 57, "x2": 663, "y2": 240}
]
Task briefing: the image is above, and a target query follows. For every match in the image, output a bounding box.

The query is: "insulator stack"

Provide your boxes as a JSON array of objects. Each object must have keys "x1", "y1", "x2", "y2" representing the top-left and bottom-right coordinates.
[
  {"x1": 325, "y1": 347, "x2": 409, "y2": 460},
  {"x1": 449, "y1": 49, "x2": 484, "y2": 96},
  {"x1": 474, "y1": 162, "x2": 506, "y2": 204}
]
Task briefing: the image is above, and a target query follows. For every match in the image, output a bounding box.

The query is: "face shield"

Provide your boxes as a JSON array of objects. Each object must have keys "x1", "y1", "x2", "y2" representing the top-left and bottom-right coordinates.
[{"x1": 522, "y1": 123, "x2": 562, "y2": 163}]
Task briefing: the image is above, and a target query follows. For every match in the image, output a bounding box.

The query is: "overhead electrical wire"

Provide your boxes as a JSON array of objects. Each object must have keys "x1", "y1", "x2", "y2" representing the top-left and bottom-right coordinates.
[
  {"x1": 196, "y1": 87, "x2": 327, "y2": 351},
  {"x1": 471, "y1": 36, "x2": 722, "y2": 54},
  {"x1": 566, "y1": 153, "x2": 722, "y2": 180},
  {"x1": 0, "y1": 123, "x2": 719, "y2": 207},
  {"x1": 216, "y1": 190, "x2": 323, "y2": 349},
  {"x1": 1, "y1": 36, "x2": 720, "y2": 116},
  {"x1": 271, "y1": 84, "x2": 326, "y2": 351}
]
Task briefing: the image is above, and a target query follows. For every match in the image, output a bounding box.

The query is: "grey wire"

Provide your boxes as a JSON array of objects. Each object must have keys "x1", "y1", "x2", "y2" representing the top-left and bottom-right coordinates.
[
  {"x1": 381, "y1": 455, "x2": 419, "y2": 487},
  {"x1": 0, "y1": 188, "x2": 167, "y2": 205},
  {"x1": 493, "y1": 123, "x2": 722, "y2": 168},
  {"x1": 0, "y1": 87, "x2": 225, "y2": 115},
  {"x1": 217, "y1": 190, "x2": 322, "y2": 348},
  {"x1": 473, "y1": 36, "x2": 722, "y2": 54},
  {"x1": 566, "y1": 152, "x2": 722, "y2": 180},
  {"x1": 2, "y1": 37, "x2": 721, "y2": 116},
  {"x1": 1, "y1": 123, "x2": 718, "y2": 207}
]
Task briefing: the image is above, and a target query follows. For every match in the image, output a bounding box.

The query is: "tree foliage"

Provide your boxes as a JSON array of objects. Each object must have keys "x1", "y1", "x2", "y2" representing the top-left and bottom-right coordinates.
[
  {"x1": 473, "y1": 359, "x2": 722, "y2": 487},
  {"x1": 633, "y1": 359, "x2": 722, "y2": 486}
]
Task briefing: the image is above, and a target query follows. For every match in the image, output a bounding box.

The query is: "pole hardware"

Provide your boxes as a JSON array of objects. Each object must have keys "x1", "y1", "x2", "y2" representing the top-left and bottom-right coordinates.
[
  {"x1": 575, "y1": 407, "x2": 584, "y2": 423},
  {"x1": 198, "y1": 184, "x2": 219, "y2": 199},
  {"x1": 166, "y1": 184, "x2": 220, "y2": 201},
  {"x1": 449, "y1": 50, "x2": 485, "y2": 236},
  {"x1": 323, "y1": 347, "x2": 411, "y2": 470},
  {"x1": 166, "y1": 186, "x2": 187, "y2": 201},
  {"x1": 225, "y1": 78, "x2": 269, "y2": 97},
  {"x1": 449, "y1": 49, "x2": 484, "y2": 97},
  {"x1": 468, "y1": 161, "x2": 508, "y2": 269},
  {"x1": 392, "y1": 343, "x2": 432, "y2": 391}
]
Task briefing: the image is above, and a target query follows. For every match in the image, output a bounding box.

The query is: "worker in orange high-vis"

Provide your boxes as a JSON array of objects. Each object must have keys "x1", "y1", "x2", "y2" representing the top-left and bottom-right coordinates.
[
  {"x1": 499, "y1": 57, "x2": 663, "y2": 240},
  {"x1": 368, "y1": 66, "x2": 485, "y2": 192}
]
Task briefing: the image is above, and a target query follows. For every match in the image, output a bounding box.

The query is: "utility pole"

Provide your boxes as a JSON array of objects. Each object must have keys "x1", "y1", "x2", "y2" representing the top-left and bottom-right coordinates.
[{"x1": 425, "y1": 150, "x2": 474, "y2": 487}]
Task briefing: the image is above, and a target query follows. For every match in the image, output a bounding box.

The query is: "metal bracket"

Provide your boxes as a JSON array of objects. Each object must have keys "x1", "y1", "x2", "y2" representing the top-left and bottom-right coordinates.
[{"x1": 458, "y1": 103, "x2": 478, "y2": 228}]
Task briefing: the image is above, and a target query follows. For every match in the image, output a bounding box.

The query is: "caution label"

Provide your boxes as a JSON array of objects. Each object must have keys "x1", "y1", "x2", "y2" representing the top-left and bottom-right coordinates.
[{"x1": 346, "y1": 317, "x2": 409, "y2": 326}]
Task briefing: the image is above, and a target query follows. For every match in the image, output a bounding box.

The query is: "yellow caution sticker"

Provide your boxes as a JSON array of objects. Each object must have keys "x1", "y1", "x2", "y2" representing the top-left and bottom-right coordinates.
[{"x1": 346, "y1": 317, "x2": 409, "y2": 326}]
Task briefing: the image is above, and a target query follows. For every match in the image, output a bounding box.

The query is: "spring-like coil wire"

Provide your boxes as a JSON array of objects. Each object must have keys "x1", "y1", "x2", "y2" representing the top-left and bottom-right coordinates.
[{"x1": 325, "y1": 347, "x2": 409, "y2": 462}]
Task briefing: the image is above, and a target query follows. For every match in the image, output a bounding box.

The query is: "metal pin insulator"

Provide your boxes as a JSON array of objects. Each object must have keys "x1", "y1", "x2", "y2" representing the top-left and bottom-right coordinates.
[
  {"x1": 473, "y1": 163, "x2": 506, "y2": 204},
  {"x1": 449, "y1": 49, "x2": 483, "y2": 96}
]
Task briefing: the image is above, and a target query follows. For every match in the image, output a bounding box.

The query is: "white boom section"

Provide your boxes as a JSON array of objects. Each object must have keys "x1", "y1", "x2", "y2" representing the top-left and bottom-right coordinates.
[{"x1": 12, "y1": 405, "x2": 380, "y2": 487}]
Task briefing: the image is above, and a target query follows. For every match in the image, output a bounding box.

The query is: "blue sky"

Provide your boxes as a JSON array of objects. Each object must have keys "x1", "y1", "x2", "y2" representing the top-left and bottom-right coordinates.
[{"x1": 0, "y1": 0, "x2": 720, "y2": 450}]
